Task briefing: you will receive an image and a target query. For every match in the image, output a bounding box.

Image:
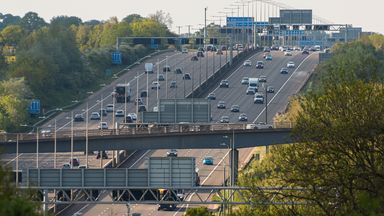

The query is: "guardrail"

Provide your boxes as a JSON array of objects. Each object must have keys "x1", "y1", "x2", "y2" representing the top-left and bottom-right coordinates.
[{"x1": 0, "y1": 122, "x2": 295, "y2": 142}]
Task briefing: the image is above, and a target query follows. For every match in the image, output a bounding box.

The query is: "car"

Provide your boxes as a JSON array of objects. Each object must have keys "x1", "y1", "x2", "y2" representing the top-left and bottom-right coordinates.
[
  {"x1": 217, "y1": 101, "x2": 226, "y2": 109},
  {"x1": 40, "y1": 129, "x2": 52, "y2": 137},
  {"x1": 219, "y1": 116, "x2": 230, "y2": 123},
  {"x1": 246, "y1": 86, "x2": 257, "y2": 95},
  {"x1": 135, "y1": 98, "x2": 143, "y2": 105},
  {"x1": 99, "y1": 108, "x2": 107, "y2": 116},
  {"x1": 259, "y1": 75, "x2": 267, "y2": 82},
  {"x1": 90, "y1": 112, "x2": 101, "y2": 120},
  {"x1": 263, "y1": 46, "x2": 271, "y2": 52},
  {"x1": 106, "y1": 104, "x2": 114, "y2": 112},
  {"x1": 98, "y1": 122, "x2": 108, "y2": 129},
  {"x1": 140, "y1": 90, "x2": 148, "y2": 98},
  {"x1": 211, "y1": 46, "x2": 218, "y2": 52},
  {"x1": 183, "y1": 73, "x2": 191, "y2": 80},
  {"x1": 241, "y1": 77, "x2": 249, "y2": 85},
  {"x1": 70, "y1": 158, "x2": 80, "y2": 167},
  {"x1": 207, "y1": 92, "x2": 216, "y2": 100},
  {"x1": 221, "y1": 45, "x2": 227, "y2": 51},
  {"x1": 254, "y1": 122, "x2": 273, "y2": 129},
  {"x1": 203, "y1": 156, "x2": 214, "y2": 165},
  {"x1": 96, "y1": 151, "x2": 108, "y2": 159},
  {"x1": 170, "y1": 80, "x2": 177, "y2": 88},
  {"x1": 62, "y1": 163, "x2": 71, "y2": 169},
  {"x1": 197, "y1": 51, "x2": 204, "y2": 57},
  {"x1": 138, "y1": 105, "x2": 146, "y2": 112},
  {"x1": 256, "y1": 61, "x2": 264, "y2": 69},
  {"x1": 271, "y1": 45, "x2": 279, "y2": 51},
  {"x1": 284, "y1": 51, "x2": 292, "y2": 56},
  {"x1": 175, "y1": 68, "x2": 183, "y2": 74},
  {"x1": 287, "y1": 61, "x2": 295, "y2": 68},
  {"x1": 243, "y1": 59, "x2": 252, "y2": 66},
  {"x1": 302, "y1": 49, "x2": 309, "y2": 54},
  {"x1": 181, "y1": 48, "x2": 188, "y2": 53},
  {"x1": 74, "y1": 114, "x2": 84, "y2": 122},
  {"x1": 191, "y1": 56, "x2": 198, "y2": 61},
  {"x1": 115, "y1": 109, "x2": 124, "y2": 117},
  {"x1": 78, "y1": 165, "x2": 87, "y2": 169},
  {"x1": 151, "y1": 81, "x2": 160, "y2": 89},
  {"x1": 267, "y1": 86, "x2": 275, "y2": 93},
  {"x1": 238, "y1": 113, "x2": 248, "y2": 121},
  {"x1": 163, "y1": 65, "x2": 171, "y2": 72},
  {"x1": 280, "y1": 68, "x2": 289, "y2": 74},
  {"x1": 167, "y1": 149, "x2": 178, "y2": 157},
  {"x1": 216, "y1": 50, "x2": 223, "y2": 55},
  {"x1": 254, "y1": 93, "x2": 264, "y2": 104},
  {"x1": 157, "y1": 74, "x2": 165, "y2": 81},
  {"x1": 198, "y1": 47, "x2": 205, "y2": 52},
  {"x1": 127, "y1": 113, "x2": 137, "y2": 120},
  {"x1": 125, "y1": 115, "x2": 134, "y2": 123},
  {"x1": 265, "y1": 54, "x2": 272, "y2": 61},
  {"x1": 279, "y1": 46, "x2": 287, "y2": 51},
  {"x1": 230, "y1": 105, "x2": 240, "y2": 112},
  {"x1": 219, "y1": 80, "x2": 229, "y2": 88}
]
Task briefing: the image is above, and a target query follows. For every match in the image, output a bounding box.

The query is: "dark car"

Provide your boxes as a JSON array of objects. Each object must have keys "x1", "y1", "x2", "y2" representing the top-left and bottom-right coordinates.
[
  {"x1": 302, "y1": 50, "x2": 310, "y2": 54},
  {"x1": 170, "y1": 81, "x2": 177, "y2": 88},
  {"x1": 216, "y1": 50, "x2": 223, "y2": 55},
  {"x1": 183, "y1": 73, "x2": 191, "y2": 80},
  {"x1": 96, "y1": 151, "x2": 108, "y2": 159},
  {"x1": 175, "y1": 68, "x2": 183, "y2": 74},
  {"x1": 230, "y1": 105, "x2": 240, "y2": 112},
  {"x1": 74, "y1": 114, "x2": 84, "y2": 122},
  {"x1": 207, "y1": 92, "x2": 216, "y2": 100},
  {"x1": 191, "y1": 56, "x2": 198, "y2": 61},
  {"x1": 163, "y1": 65, "x2": 171, "y2": 72},
  {"x1": 197, "y1": 51, "x2": 204, "y2": 57},
  {"x1": 280, "y1": 68, "x2": 289, "y2": 74},
  {"x1": 138, "y1": 105, "x2": 147, "y2": 112},
  {"x1": 238, "y1": 113, "x2": 248, "y2": 121},
  {"x1": 99, "y1": 108, "x2": 107, "y2": 117},
  {"x1": 219, "y1": 80, "x2": 229, "y2": 88},
  {"x1": 157, "y1": 74, "x2": 165, "y2": 81},
  {"x1": 256, "y1": 61, "x2": 264, "y2": 69},
  {"x1": 217, "y1": 101, "x2": 226, "y2": 109},
  {"x1": 140, "y1": 90, "x2": 148, "y2": 98},
  {"x1": 267, "y1": 86, "x2": 275, "y2": 93},
  {"x1": 70, "y1": 158, "x2": 80, "y2": 167}
]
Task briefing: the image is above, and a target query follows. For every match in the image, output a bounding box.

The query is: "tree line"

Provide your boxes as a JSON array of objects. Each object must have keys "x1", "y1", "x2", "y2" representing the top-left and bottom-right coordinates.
[{"x1": 0, "y1": 11, "x2": 175, "y2": 131}]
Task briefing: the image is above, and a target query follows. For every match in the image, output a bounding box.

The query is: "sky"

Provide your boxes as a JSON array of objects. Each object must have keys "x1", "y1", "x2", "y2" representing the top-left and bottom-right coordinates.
[{"x1": 0, "y1": 0, "x2": 383, "y2": 34}]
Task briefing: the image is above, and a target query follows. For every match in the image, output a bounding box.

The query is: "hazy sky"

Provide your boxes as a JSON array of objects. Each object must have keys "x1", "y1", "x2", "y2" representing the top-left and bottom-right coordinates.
[{"x1": 1, "y1": 0, "x2": 383, "y2": 34}]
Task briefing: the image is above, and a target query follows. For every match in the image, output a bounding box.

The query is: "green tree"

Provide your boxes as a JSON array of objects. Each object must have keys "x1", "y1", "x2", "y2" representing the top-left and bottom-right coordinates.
[
  {"x1": 185, "y1": 207, "x2": 212, "y2": 216},
  {"x1": 20, "y1": 12, "x2": 47, "y2": 32},
  {"x1": 0, "y1": 25, "x2": 25, "y2": 45},
  {"x1": 122, "y1": 14, "x2": 143, "y2": 24}
]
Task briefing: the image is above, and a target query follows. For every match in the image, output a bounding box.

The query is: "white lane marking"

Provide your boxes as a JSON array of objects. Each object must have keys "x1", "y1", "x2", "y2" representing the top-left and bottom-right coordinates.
[
  {"x1": 129, "y1": 150, "x2": 151, "y2": 169},
  {"x1": 252, "y1": 53, "x2": 315, "y2": 123},
  {"x1": 173, "y1": 150, "x2": 230, "y2": 216}
]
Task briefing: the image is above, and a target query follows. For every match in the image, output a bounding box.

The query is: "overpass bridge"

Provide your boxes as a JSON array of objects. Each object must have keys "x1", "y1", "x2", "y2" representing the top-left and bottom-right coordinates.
[{"x1": 1, "y1": 124, "x2": 293, "y2": 154}]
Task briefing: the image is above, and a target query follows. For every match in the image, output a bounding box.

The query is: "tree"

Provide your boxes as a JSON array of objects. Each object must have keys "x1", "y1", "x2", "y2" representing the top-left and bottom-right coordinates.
[
  {"x1": 0, "y1": 160, "x2": 42, "y2": 215},
  {"x1": 0, "y1": 25, "x2": 25, "y2": 45},
  {"x1": 122, "y1": 14, "x2": 143, "y2": 24},
  {"x1": 148, "y1": 10, "x2": 173, "y2": 29},
  {"x1": 50, "y1": 15, "x2": 82, "y2": 27},
  {"x1": 20, "y1": 12, "x2": 46, "y2": 32},
  {"x1": 185, "y1": 207, "x2": 212, "y2": 216}
]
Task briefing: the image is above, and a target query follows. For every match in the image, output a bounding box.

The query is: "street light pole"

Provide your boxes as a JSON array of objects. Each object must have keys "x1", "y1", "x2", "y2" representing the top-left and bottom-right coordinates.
[
  {"x1": 86, "y1": 103, "x2": 89, "y2": 168},
  {"x1": 265, "y1": 85, "x2": 268, "y2": 123},
  {"x1": 54, "y1": 119, "x2": 57, "y2": 168},
  {"x1": 16, "y1": 134, "x2": 19, "y2": 185},
  {"x1": 70, "y1": 111, "x2": 74, "y2": 168},
  {"x1": 36, "y1": 127, "x2": 39, "y2": 168}
]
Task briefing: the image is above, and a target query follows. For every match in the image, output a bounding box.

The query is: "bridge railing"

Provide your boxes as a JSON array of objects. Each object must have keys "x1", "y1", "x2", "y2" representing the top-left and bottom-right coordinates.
[{"x1": 1, "y1": 122, "x2": 295, "y2": 142}]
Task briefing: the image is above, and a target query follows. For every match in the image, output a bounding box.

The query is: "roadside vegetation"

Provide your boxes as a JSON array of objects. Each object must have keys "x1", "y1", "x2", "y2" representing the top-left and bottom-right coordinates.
[
  {"x1": 0, "y1": 11, "x2": 175, "y2": 131},
  {"x1": 234, "y1": 34, "x2": 384, "y2": 215}
]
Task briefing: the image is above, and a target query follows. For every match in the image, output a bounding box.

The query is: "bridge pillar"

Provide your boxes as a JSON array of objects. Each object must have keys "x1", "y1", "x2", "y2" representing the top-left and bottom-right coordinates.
[{"x1": 230, "y1": 149, "x2": 239, "y2": 185}]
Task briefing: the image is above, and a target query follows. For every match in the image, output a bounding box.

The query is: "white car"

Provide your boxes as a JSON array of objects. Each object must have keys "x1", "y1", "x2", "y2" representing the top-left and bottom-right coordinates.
[
  {"x1": 98, "y1": 122, "x2": 108, "y2": 130},
  {"x1": 181, "y1": 48, "x2": 188, "y2": 53},
  {"x1": 243, "y1": 59, "x2": 252, "y2": 66},
  {"x1": 151, "y1": 81, "x2": 160, "y2": 89},
  {"x1": 284, "y1": 51, "x2": 292, "y2": 56},
  {"x1": 287, "y1": 61, "x2": 295, "y2": 68},
  {"x1": 246, "y1": 122, "x2": 273, "y2": 129},
  {"x1": 128, "y1": 113, "x2": 137, "y2": 120},
  {"x1": 106, "y1": 104, "x2": 114, "y2": 112}
]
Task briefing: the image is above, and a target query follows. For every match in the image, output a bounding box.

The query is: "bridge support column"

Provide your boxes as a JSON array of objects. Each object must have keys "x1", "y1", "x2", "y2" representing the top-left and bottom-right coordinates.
[
  {"x1": 112, "y1": 150, "x2": 116, "y2": 167},
  {"x1": 115, "y1": 150, "x2": 121, "y2": 165},
  {"x1": 230, "y1": 149, "x2": 239, "y2": 186},
  {"x1": 42, "y1": 189, "x2": 48, "y2": 216}
]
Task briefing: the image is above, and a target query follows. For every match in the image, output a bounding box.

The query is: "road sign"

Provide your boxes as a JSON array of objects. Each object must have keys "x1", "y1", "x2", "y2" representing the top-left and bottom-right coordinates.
[
  {"x1": 227, "y1": 17, "x2": 254, "y2": 28},
  {"x1": 29, "y1": 99, "x2": 40, "y2": 115},
  {"x1": 112, "y1": 51, "x2": 122, "y2": 64}
]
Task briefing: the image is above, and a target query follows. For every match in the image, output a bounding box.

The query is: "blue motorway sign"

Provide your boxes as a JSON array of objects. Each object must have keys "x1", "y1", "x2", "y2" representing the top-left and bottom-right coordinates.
[
  {"x1": 227, "y1": 17, "x2": 254, "y2": 27},
  {"x1": 255, "y1": 22, "x2": 269, "y2": 28},
  {"x1": 279, "y1": 30, "x2": 305, "y2": 35},
  {"x1": 29, "y1": 99, "x2": 40, "y2": 115},
  {"x1": 112, "y1": 51, "x2": 122, "y2": 64}
]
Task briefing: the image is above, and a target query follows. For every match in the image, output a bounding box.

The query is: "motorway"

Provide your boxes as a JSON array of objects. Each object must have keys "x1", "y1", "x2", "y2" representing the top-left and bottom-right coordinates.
[
  {"x1": 57, "y1": 49, "x2": 319, "y2": 216},
  {"x1": 2, "y1": 48, "x2": 237, "y2": 171}
]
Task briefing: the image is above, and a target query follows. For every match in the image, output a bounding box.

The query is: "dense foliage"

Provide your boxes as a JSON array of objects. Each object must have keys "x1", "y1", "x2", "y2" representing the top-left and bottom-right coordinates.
[
  {"x1": 236, "y1": 34, "x2": 384, "y2": 215},
  {"x1": 0, "y1": 11, "x2": 174, "y2": 131}
]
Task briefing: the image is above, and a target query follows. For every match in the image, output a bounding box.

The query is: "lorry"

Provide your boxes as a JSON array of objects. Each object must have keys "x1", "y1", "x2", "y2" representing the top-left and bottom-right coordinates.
[
  {"x1": 248, "y1": 78, "x2": 259, "y2": 88},
  {"x1": 114, "y1": 83, "x2": 132, "y2": 103},
  {"x1": 145, "y1": 63, "x2": 154, "y2": 74}
]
